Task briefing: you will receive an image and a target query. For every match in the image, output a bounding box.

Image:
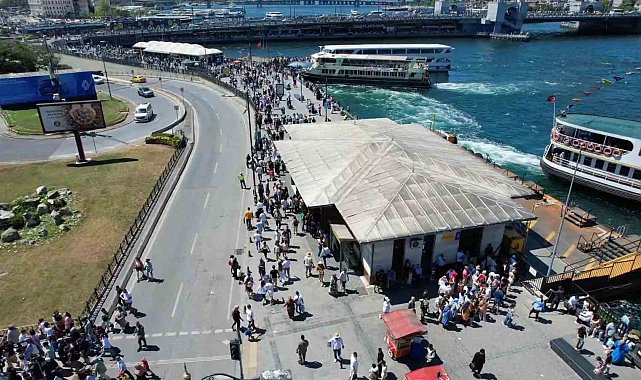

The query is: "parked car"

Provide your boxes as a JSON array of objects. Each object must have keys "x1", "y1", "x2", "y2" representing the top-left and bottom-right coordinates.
[
  {"x1": 134, "y1": 103, "x2": 154, "y2": 122},
  {"x1": 137, "y1": 87, "x2": 154, "y2": 97},
  {"x1": 131, "y1": 75, "x2": 146, "y2": 83},
  {"x1": 92, "y1": 74, "x2": 106, "y2": 85}
]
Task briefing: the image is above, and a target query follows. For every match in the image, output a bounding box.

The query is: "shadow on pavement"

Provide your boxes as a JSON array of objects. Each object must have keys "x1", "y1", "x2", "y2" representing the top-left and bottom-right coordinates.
[{"x1": 67, "y1": 157, "x2": 139, "y2": 167}]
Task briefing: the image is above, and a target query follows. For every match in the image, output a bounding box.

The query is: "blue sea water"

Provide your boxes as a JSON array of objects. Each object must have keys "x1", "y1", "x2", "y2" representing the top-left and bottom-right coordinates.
[{"x1": 218, "y1": 22, "x2": 641, "y2": 232}]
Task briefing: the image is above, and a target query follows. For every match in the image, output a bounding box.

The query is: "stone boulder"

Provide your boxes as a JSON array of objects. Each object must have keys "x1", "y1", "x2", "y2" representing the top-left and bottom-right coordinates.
[
  {"x1": 0, "y1": 210, "x2": 15, "y2": 229},
  {"x1": 36, "y1": 203, "x2": 49, "y2": 216},
  {"x1": 1, "y1": 227, "x2": 20, "y2": 243},
  {"x1": 58, "y1": 224, "x2": 69, "y2": 232},
  {"x1": 58, "y1": 206, "x2": 73, "y2": 217},
  {"x1": 36, "y1": 186, "x2": 47, "y2": 196},
  {"x1": 46, "y1": 190, "x2": 60, "y2": 199},
  {"x1": 38, "y1": 229, "x2": 48, "y2": 238},
  {"x1": 49, "y1": 198, "x2": 66, "y2": 209},
  {"x1": 58, "y1": 188, "x2": 70, "y2": 196},
  {"x1": 50, "y1": 210, "x2": 64, "y2": 226},
  {"x1": 25, "y1": 215, "x2": 41, "y2": 228},
  {"x1": 22, "y1": 198, "x2": 41, "y2": 209},
  {"x1": 0, "y1": 203, "x2": 10, "y2": 211}
]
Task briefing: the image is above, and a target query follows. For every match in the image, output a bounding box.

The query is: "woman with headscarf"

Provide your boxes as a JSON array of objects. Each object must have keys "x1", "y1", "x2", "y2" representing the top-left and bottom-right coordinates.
[{"x1": 470, "y1": 348, "x2": 486, "y2": 378}]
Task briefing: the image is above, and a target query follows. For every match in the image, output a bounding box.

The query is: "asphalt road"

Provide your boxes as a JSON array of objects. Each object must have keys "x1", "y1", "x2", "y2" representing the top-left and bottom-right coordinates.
[
  {"x1": 104, "y1": 78, "x2": 251, "y2": 379},
  {"x1": 0, "y1": 82, "x2": 179, "y2": 164}
]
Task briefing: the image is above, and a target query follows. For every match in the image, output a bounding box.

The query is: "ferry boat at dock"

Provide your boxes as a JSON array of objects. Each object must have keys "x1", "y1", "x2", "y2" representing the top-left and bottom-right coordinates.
[
  {"x1": 318, "y1": 44, "x2": 454, "y2": 72},
  {"x1": 540, "y1": 113, "x2": 641, "y2": 202},
  {"x1": 302, "y1": 52, "x2": 430, "y2": 88}
]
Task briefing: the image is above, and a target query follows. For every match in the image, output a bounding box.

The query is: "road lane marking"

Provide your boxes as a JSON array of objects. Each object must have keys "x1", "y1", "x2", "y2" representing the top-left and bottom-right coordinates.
[
  {"x1": 225, "y1": 328, "x2": 233, "y2": 332},
  {"x1": 214, "y1": 162, "x2": 219, "y2": 175},
  {"x1": 561, "y1": 243, "x2": 576, "y2": 259},
  {"x1": 219, "y1": 143, "x2": 223, "y2": 153},
  {"x1": 152, "y1": 333, "x2": 163, "y2": 337},
  {"x1": 179, "y1": 331, "x2": 189, "y2": 336},
  {"x1": 217, "y1": 113, "x2": 221, "y2": 121},
  {"x1": 545, "y1": 231, "x2": 557, "y2": 243},
  {"x1": 125, "y1": 335, "x2": 135, "y2": 340},
  {"x1": 171, "y1": 283, "x2": 184, "y2": 318},
  {"x1": 215, "y1": 329, "x2": 223, "y2": 333},
  {"x1": 191, "y1": 331, "x2": 200, "y2": 335},
  {"x1": 202, "y1": 330, "x2": 212, "y2": 335},
  {"x1": 203, "y1": 192, "x2": 210, "y2": 209},
  {"x1": 165, "y1": 332, "x2": 176, "y2": 337},
  {"x1": 190, "y1": 233, "x2": 198, "y2": 256}
]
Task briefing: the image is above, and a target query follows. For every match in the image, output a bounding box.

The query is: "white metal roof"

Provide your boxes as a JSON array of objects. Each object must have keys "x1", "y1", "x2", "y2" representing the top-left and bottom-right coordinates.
[
  {"x1": 133, "y1": 41, "x2": 222, "y2": 58},
  {"x1": 275, "y1": 119, "x2": 536, "y2": 243}
]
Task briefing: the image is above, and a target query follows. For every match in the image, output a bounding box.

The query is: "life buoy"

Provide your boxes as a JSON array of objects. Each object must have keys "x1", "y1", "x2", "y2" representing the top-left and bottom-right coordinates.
[
  {"x1": 554, "y1": 134, "x2": 561, "y2": 142},
  {"x1": 593, "y1": 144, "x2": 602, "y2": 153},
  {"x1": 603, "y1": 146, "x2": 613, "y2": 156},
  {"x1": 572, "y1": 139, "x2": 580, "y2": 148},
  {"x1": 579, "y1": 141, "x2": 587, "y2": 150},
  {"x1": 586, "y1": 142, "x2": 594, "y2": 151},
  {"x1": 612, "y1": 149, "x2": 622, "y2": 158},
  {"x1": 563, "y1": 137, "x2": 570, "y2": 145}
]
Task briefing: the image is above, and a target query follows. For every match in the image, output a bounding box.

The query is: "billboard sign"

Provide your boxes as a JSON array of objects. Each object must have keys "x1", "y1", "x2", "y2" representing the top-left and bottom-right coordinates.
[
  {"x1": 37, "y1": 100, "x2": 107, "y2": 133},
  {"x1": 0, "y1": 71, "x2": 96, "y2": 107}
]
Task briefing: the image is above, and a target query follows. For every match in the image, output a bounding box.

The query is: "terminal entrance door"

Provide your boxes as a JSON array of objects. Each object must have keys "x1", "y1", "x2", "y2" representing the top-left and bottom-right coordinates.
[
  {"x1": 392, "y1": 239, "x2": 405, "y2": 275},
  {"x1": 421, "y1": 234, "x2": 435, "y2": 276},
  {"x1": 458, "y1": 227, "x2": 483, "y2": 260}
]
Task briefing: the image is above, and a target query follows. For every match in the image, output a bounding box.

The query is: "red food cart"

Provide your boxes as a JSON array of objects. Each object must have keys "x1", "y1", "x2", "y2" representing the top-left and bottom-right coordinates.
[
  {"x1": 382, "y1": 309, "x2": 428, "y2": 360},
  {"x1": 405, "y1": 365, "x2": 451, "y2": 380}
]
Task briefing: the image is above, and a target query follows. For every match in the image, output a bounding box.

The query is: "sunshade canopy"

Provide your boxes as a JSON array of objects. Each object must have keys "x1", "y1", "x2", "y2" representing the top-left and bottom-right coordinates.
[
  {"x1": 274, "y1": 118, "x2": 536, "y2": 243},
  {"x1": 132, "y1": 41, "x2": 222, "y2": 58},
  {"x1": 382, "y1": 309, "x2": 428, "y2": 340}
]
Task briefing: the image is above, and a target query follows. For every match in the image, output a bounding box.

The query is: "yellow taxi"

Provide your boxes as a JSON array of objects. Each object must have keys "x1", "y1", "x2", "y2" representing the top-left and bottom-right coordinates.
[{"x1": 131, "y1": 75, "x2": 146, "y2": 83}]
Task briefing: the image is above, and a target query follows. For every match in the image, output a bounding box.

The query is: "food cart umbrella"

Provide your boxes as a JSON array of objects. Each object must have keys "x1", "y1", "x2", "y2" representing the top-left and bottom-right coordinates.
[
  {"x1": 382, "y1": 309, "x2": 428, "y2": 340},
  {"x1": 405, "y1": 365, "x2": 451, "y2": 380}
]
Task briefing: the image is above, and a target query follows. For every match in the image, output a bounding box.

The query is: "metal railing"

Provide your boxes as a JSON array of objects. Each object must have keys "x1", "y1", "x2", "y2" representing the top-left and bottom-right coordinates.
[
  {"x1": 82, "y1": 141, "x2": 187, "y2": 320},
  {"x1": 550, "y1": 155, "x2": 641, "y2": 189}
]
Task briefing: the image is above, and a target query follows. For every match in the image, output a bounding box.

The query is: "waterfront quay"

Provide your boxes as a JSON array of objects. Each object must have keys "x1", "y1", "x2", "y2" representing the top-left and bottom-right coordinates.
[{"x1": 72, "y1": 12, "x2": 641, "y2": 46}]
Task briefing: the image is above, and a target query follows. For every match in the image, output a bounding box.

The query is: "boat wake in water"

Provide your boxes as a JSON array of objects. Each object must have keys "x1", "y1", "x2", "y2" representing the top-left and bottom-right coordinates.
[{"x1": 433, "y1": 82, "x2": 532, "y2": 96}]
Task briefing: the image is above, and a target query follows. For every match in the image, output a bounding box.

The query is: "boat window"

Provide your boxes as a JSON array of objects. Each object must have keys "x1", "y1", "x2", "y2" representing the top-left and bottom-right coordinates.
[
  {"x1": 420, "y1": 49, "x2": 435, "y2": 54},
  {"x1": 392, "y1": 49, "x2": 405, "y2": 54},
  {"x1": 362, "y1": 49, "x2": 376, "y2": 54},
  {"x1": 595, "y1": 159, "x2": 605, "y2": 170},
  {"x1": 582, "y1": 156, "x2": 593, "y2": 167},
  {"x1": 619, "y1": 166, "x2": 630, "y2": 177},
  {"x1": 407, "y1": 49, "x2": 420, "y2": 54},
  {"x1": 633, "y1": 170, "x2": 641, "y2": 180},
  {"x1": 606, "y1": 163, "x2": 617, "y2": 173},
  {"x1": 434, "y1": 49, "x2": 443, "y2": 54},
  {"x1": 378, "y1": 49, "x2": 392, "y2": 54}
]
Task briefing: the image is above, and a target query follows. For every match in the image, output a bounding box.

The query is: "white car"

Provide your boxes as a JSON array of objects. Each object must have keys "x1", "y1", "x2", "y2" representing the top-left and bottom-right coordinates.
[
  {"x1": 92, "y1": 75, "x2": 106, "y2": 85},
  {"x1": 134, "y1": 103, "x2": 154, "y2": 122}
]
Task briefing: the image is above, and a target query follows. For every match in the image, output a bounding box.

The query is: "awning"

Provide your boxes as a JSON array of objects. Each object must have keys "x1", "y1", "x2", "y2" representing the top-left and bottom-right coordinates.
[{"x1": 330, "y1": 224, "x2": 355, "y2": 242}]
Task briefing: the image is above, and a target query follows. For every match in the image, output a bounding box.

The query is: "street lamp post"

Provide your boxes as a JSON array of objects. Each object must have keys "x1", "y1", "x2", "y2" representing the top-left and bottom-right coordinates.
[
  {"x1": 324, "y1": 77, "x2": 328, "y2": 122},
  {"x1": 102, "y1": 53, "x2": 113, "y2": 99}
]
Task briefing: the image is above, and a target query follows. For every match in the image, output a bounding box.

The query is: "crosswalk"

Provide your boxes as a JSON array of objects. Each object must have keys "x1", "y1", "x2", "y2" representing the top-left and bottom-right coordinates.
[{"x1": 110, "y1": 328, "x2": 234, "y2": 340}]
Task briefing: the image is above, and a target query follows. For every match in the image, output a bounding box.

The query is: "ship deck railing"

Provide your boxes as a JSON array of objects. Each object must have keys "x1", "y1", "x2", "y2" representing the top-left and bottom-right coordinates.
[
  {"x1": 553, "y1": 129, "x2": 632, "y2": 156},
  {"x1": 550, "y1": 155, "x2": 641, "y2": 190}
]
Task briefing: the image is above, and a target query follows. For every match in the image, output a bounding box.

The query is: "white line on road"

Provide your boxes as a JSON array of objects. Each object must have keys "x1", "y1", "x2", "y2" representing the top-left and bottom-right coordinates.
[
  {"x1": 179, "y1": 331, "x2": 189, "y2": 336},
  {"x1": 219, "y1": 143, "x2": 223, "y2": 153},
  {"x1": 191, "y1": 331, "x2": 200, "y2": 335},
  {"x1": 214, "y1": 162, "x2": 219, "y2": 175},
  {"x1": 189, "y1": 233, "x2": 198, "y2": 256},
  {"x1": 214, "y1": 329, "x2": 223, "y2": 333},
  {"x1": 203, "y1": 192, "x2": 210, "y2": 209},
  {"x1": 165, "y1": 332, "x2": 176, "y2": 337},
  {"x1": 217, "y1": 113, "x2": 220, "y2": 121},
  {"x1": 125, "y1": 336, "x2": 135, "y2": 340},
  {"x1": 171, "y1": 283, "x2": 184, "y2": 318},
  {"x1": 202, "y1": 330, "x2": 212, "y2": 335},
  {"x1": 152, "y1": 333, "x2": 163, "y2": 337}
]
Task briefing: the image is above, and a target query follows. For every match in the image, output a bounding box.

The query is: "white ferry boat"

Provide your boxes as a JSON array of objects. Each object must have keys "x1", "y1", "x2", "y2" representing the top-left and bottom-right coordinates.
[
  {"x1": 319, "y1": 44, "x2": 454, "y2": 72},
  {"x1": 302, "y1": 52, "x2": 430, "y2": 88},
  {"x1": 264, "y1": 11, "x2": 284, "y2": 20},
  {"x1": 540, "y1": 114, "x2": 641, "y2": 202}
]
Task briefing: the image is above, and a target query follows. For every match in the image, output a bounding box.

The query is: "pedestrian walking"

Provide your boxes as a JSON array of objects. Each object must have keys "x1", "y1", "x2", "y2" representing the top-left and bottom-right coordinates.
[
  {"x1": 229, "y1": 255, "x2": 240, "y2": 279},
  {"x1": 258, "y1": 258, "x2": 266, "y2": 279},
  {"x1": 381, "y1": 297, "x2": 391, "y2": 318},
  {"x1": 296, "y1": 335, "x2": 309, "y2": 365},
  {"x1": 368, "y1": 363, "x2": 378, "y2": 380},
  {"x1": 349, "y1": 352, "x2": 359, "y2": 380},
  {"x1": 244, "y1": 207, "x2": 253, "y2": 230},
  {"x1": 144, "y1": 258, "x2": 154, "y2": 281},
  {"x1": 380, "y1": 360, "x2": 388, "y2": 380},
  {"x1": 246, "y1": 304, "x2": 256, "y2": 330},
  {"x1": 238, "y1": 172, "x2": 247, "y2": 189},
  {"x1": 134, "y1": 257, "x2": 144, "y2": 282},
  {"x1": 303, "y1": 252, "x2": 314, "y2": 278},
  {"x1": 116, "y1": 355, "x2": 134, "y2": 379},
  {"x1": 292, "y1": 216, "x2": 299, "y2": 235},
  {"x1": 294, "y1": 291, "x2": 305, "y2": 315},
  {"x1": 135, "y1": 321, "x2": 147, "y2": 352},
  {"x1": 328, "y1": 332, "x2": 345, "y2": 368},
  {"x1": 285, "y1": 297, "x2": 295, "y2": 320},
  {"x1": 528, "y1": 296, "x2": 546, "y2": 321},
  {"x1": 377, "y1": 347, "x2": 385, "y2": 377},
  {"x1": 576, "y1": 325, "x2": 587, "y2": 351},
  {"x1": 503, "y1": 305, "x2": 515, "y2": 328},
  {"x1": 317, "y1": 262, "x2": 326, "y2": 285},
  {"x1": 231, "y1": 305, "x2": 243, "y2": 331},
  {"x1": 469, "y1": 349, "x2": 485, "y2": 378},
  {"x1": 339, "y1": 269, "x2": 349, "y2": 293}
]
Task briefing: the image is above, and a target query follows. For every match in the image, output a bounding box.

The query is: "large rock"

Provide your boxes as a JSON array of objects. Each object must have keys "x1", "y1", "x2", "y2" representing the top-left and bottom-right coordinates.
[
  {"x1": 0, "y1": 210, "x2": 15, "y2": 229},
  {"x1": 36, "y1": 203, "x2": 49, "y2": 216},
  {"x1": 0, "y1": 203, "x2": 10, "y2": 211},
  {"x1": 46, "y1": 190, "x2": 60, "y2": 199},
  {"x1": 22, "y1": 198, "x2": 41, "y2": 209},
  {"x1": 58, "y1": 206, "x2": 73, "y2": 217},
  {"x1": 57, "y1": 188, "x2": 70, "y2": 196},
  {"x1": 50, "y1": 210, "x2": 64, "y2": 226},
  {"x1": 58, "y1": 224, "x2": 69, "y2": 232},
  {"x1": 1, "y1": 227, "x2": 20, "y2": 243},
  {"x1": 25, "y1": 216, "x2": 40, "y2": 228},
  {"x1": 38, "y1": 229, "x2": 48, "y2": 238},
  {"x1": 36, "y1": 186, "x2": 47, "y2": 196}
]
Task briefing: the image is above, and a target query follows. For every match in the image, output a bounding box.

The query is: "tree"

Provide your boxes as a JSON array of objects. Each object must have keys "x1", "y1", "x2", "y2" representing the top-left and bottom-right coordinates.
[
  {"x1": 0, "y1": 41, "x2": 59, "y2": 74},
  {"x1": 95, "y1": 0, "x2": 111, "y2": 18}
]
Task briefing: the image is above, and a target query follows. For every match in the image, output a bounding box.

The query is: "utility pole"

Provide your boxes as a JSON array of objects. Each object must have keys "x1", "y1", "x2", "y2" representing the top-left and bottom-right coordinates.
[{"x1": 102, "y1": 53, "x2": 113, "y2": 99}]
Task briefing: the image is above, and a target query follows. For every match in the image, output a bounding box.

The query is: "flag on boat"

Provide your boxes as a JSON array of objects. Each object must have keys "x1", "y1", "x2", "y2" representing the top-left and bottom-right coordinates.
[
  {"x1": 583, "y1": 90, "x2": 592, "y2": 96},
  {"x1": 613, "y1": 75, "x2": 624, "y2": 81},
  {"x1": 572, "y1": 98, "x2": 582, "y2": 103},
  {"x1": 546, "y1": 95, "x2": 557, "y2": 103},
  {"x1": 601, "y1": 78, "x2": 613, "y2": 85}
]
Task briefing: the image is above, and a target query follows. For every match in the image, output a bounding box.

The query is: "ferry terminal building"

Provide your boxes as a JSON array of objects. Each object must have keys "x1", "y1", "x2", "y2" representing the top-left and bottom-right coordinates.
[{"x1": 274, "y1": 118, "x2": 536, "y2": 283}]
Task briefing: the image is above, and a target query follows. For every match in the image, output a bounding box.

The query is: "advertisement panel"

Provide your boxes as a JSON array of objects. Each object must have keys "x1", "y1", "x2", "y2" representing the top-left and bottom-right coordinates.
[
  {"x1": 0, "y1": 71, "x2": 96, "y2": 107},
  {"x1": 37, "y1": 100, "x2": 106, "y2": 133}
]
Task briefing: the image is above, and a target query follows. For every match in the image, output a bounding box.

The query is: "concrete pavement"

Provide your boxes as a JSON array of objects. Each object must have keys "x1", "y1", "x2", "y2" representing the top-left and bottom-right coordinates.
[{"x1": 0, "y1": 81, "x2": 182, "y2": 164}]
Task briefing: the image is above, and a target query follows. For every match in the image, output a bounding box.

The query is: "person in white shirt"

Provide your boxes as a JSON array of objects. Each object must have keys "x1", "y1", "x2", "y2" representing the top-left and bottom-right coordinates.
[
  {"x1": 246, "y1": 304, "x2": 255, "y2": 330},
  {"x1": 327, "y1": 332, "x2": 345, "y2": 368},
  {"x1": 349, "y1": 352, "x2": 359, "y2": 379},
  {"x1": 382, "y1": 297, "x2": 391, "y2": 315},
  {"x1": 294, "y1": 291, "x2": 305, "y2": 314}
]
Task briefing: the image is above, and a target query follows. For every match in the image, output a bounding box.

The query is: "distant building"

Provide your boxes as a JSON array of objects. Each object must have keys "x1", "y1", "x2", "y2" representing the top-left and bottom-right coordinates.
[
  {"x1": 568, "y1": 0, "x2": 604, "y2": 13},
  {"x1": 28, "y1": 0, "x2": 90, "y2": 18}
]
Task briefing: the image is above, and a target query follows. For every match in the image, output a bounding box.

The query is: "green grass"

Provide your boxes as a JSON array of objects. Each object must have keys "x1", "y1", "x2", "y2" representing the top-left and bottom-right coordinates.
[
  {"x1": 3, "y1": 91, "x2": 129, "y2": 135},
  {"x1": 0, "y1": 145, "x2": 174, "y2": 326}
]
